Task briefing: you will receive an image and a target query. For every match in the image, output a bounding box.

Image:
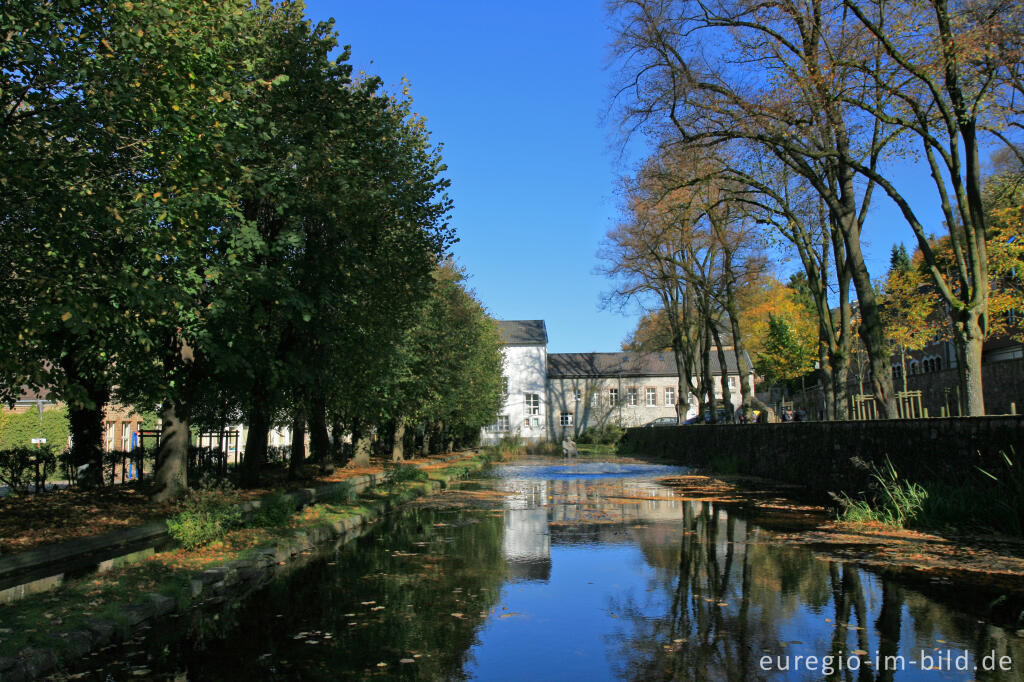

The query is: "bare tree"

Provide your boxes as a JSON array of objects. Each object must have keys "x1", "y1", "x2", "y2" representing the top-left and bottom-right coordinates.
[
  {"x1": 608, "y1": 0, "x2": 898, "y2": 415},
  {"x1": 837, "y1": 0, "x2": 1024, "y2": 414}
]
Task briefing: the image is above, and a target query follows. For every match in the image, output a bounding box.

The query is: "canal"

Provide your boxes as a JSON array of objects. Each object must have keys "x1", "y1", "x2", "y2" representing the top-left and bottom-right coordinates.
[{"x1": 54, "y1": 457, "x2": 1023, "y2": 680}]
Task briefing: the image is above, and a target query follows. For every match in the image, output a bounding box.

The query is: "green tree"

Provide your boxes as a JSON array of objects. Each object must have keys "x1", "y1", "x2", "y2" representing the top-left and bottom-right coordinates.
[
  {"x1": 890, "y1": 245, "x2": 912, "y2": 276},
  {"x1": 2, "y1": 0, "x2": 253, "y2": 488},
  {"x1": 756, "y1": 314, "x2": 817, "y2": 389}
]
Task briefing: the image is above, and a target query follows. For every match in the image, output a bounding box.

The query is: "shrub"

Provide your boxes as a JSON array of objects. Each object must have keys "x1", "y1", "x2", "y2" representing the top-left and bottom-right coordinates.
[
  {"x1": 0, "y1": 446, "x2": 57, "y2": 494},
  {"x1": 251, "y1": 492, "x2": 299, "y2": 527},
  {"x1": 388, "y1": 463, "x2": 428, "y2": 483},
  {"x1": 0, "y1": 406, "x2": 69, "y2": 450},
  {"x1": 576, "y1": 424, "x2": 626, "y2": 446},
  {"x1": 166, "y1": 489, "x2": 244, "y2": 549},
  {"x1": 266, "y1": 445, "x2": 291, "y2": 465}
]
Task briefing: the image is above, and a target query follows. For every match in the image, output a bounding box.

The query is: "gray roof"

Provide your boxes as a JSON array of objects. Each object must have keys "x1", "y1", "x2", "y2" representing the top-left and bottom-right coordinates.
[
  {"x1": 547, "y1": 351, "x2": 748, "y2": 378},
  {"x1": 497, "y1": 320, "x2": 548, "y2": 345}
]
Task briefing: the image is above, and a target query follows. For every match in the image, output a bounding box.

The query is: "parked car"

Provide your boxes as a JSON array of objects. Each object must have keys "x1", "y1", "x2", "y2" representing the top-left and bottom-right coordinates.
[
  {"x1": 684, "y1": 410, "x2": 731, "y2": 424},
  {"x1": 642, "y1": 416, "x2": 679, "y2": 427}
]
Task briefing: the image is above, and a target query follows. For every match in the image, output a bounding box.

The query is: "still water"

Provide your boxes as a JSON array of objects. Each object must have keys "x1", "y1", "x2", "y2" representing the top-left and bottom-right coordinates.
[{"x1": 60, "y1": 458, "x2": 1023, "y2": 680}]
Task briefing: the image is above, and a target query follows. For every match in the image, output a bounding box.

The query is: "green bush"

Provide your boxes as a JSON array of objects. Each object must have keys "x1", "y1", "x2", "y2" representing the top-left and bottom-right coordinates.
[
  {"x1": 0, "y1": 446, "x2": 57, "y2": 494},
  {"x1": 251, "y1": 492, "x2": 299, "y2": 527},
  {"x1": 576, "y1": 424, "x2": 625, "y2": 446},
  {"x1": 0, "y1": 407, "x2": 69, "y2": 450},
  {"x1": 166, "y1": 489, "x2": 244, "y2": 549},
  {"x1": 388, "y1": 463, "x2": 428, "y2": 483}
]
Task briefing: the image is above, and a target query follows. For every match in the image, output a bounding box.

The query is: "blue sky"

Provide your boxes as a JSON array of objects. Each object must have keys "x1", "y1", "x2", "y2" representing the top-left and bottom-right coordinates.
[{"x1": 305, "y1": 1, "x2": 944, "y2": 353}]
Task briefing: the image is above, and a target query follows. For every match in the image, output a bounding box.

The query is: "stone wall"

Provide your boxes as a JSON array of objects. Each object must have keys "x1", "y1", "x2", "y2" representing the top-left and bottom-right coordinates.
[{"x1": 620, "y1": 416, "x2": 1024, "y2": 501}]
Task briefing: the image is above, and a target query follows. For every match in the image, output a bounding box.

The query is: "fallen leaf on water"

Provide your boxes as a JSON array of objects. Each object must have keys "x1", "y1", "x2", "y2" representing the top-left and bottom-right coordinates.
[
  {"x1": 499, "y1": 612, "x2": 522, "y2": 619},
  {"x1": 851, "y1": 649, "x2": 868, "y2": 656},
  {"x1": 451, "y1": 612, "x2": 464, "y2": 618},
  {"x1": 400, "y1": 659, "x2": 415, "y2": 664}
]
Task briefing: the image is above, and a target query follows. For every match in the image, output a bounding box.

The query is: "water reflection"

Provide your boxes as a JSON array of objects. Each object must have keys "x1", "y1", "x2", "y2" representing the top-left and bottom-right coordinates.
[{"x1": 48, "y1": 459, "x2": 1023, "y2": 681}]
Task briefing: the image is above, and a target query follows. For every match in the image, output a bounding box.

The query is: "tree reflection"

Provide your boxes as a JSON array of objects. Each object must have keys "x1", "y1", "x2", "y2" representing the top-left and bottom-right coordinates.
[{"x1": 610, "y1": 500, "x2": 1024, "y2": 681}]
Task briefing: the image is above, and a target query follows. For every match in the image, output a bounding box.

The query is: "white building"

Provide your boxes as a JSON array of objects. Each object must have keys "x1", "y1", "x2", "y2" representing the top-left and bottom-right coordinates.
[
  {"x1": 482, "y1": 320, "x2": 755, "y2": 444},
  {"x1": 490, "y1": 320, "x2": 549, "y2": 443}
]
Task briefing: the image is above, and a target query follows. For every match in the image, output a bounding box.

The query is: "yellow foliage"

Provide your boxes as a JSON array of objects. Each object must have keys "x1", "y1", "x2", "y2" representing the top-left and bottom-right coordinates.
[{"x1": 737, "y1": 277, "x2": 817, "y2": 360}]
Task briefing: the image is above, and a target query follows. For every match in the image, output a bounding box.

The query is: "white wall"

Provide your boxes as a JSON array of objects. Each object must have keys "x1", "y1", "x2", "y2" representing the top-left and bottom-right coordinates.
[{"x1": 482, "y1": 344, "x2": 548, "y2": 444}]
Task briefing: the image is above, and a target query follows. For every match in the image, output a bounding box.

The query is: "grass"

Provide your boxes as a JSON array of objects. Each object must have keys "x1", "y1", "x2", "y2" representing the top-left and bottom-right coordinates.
[
  {"x1": 480, "y1": 434, "x2": 527, "y2": 461},
  {"x1": 833, "y1": 456, "x2": 928, "y2": 528},
  {"x1": 832, "y1": 450, "x2": 1024, "y2": 536},
  {"x1": 0, "y1": 453, "x2": 489, "y2": 659}
]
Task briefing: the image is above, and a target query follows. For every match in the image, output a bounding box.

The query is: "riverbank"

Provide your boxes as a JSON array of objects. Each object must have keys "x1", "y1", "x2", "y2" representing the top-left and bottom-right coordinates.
[
  {"x1": 621, "y1": 417, "x2": 1024, "y2": 537},
  {"x1": 658, "y1": 472, "x2": 1024, "y2": 627},
  {"x1": 0, "y1": 452, "x2": 492, "y2": 681}
]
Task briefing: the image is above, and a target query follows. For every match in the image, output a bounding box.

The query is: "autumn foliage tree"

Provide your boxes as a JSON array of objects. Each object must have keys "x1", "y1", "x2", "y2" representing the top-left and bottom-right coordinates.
[{"x1": 880, "y1": 246, "x2": 937, "y2": 393}]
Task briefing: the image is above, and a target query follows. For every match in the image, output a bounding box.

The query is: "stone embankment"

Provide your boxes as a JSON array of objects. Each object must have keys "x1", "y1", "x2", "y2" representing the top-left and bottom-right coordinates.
[
  {"x1": 0, "y1": 453, "x2": 489, "y2": 681},
  {"x1": 620, "y1": 415, "x2": 1024, "y2": 500}
]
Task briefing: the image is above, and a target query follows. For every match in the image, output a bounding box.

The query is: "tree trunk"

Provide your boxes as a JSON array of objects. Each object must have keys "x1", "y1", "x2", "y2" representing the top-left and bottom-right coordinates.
[
  {"x1": 900, "y1": 347, "x2": 908, "y2": 395},
  {"x1": 710, "y1": 324, "x2": 732, "y2": 420},
  {"x1": 353, "y1": 434, "x2": 372, "y2": 467},
  {"x1": 819, "y1": 340, "x2": 834, "y2": 421},
  {"x1": 151, "y1": 400, "x2": 189, "y2": 502},
  {"x1": 727, "y1": 319, "x2": 751, "y2": 409},
  {"x1": 833, "y1": 247, "x2": 852, "y2": 420},
  {"x1": 289, "y1": 408, "x2": 306, "y2": 477},
  {"x1": 57, "y1": 349, "x2": 110, "y2": 490},
  {"x1": 701, "y1": 322, "x2": 715, "y2": 421},
  {"x1": 241, "y1": 401, "x2": 270, "y2": 487},
  {"x1": 952, "y1": 309, "x2": 986, "y2": 416},
  {"x1": 309, "y1": 397, "x2": 332, "y2": 473},
  {"x1": 420, "y1": 423, "x2": 431, "y2": 457},
  {"x1": 439, "y1": 420, "x2": 452, "y2": 454},
  {"x1": 837, "y1": 204, "x2": 895, "y2": 417},
  {"x1": 328, "y1": 418, "x2": 344, "y2": 468},
  {"x1": 67, "y1": 386, "x2": 109, "y2": 489},
  {"x1": 391, "y1": 417, "x2": 406, "y2": 462}
]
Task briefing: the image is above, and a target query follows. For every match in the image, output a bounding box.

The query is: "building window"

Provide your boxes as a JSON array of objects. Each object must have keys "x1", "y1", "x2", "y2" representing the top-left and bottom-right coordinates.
[
  {"x1": 488, "y1": 415, "x2": 510, "y2": 432},
  {"x1": 591, "y1": 392, "x2": 600, "y2": 407},
  {"x1": 665, "y1": 387, "x2": 676, "y2": 406},
  {"x1": 573, "y1": 389, "x2": 582, "y2": 401},
  {"x1": 645, "y1": 387, "x2": 657, "y2": 407},
  {"x1": 105, "y1": 422, "x2": 115, "y2": 452},
  {"x1": 627, "y1": 388, "x2": 638, "y2": 406},
  {"x1": 524, "y1": 416, "x2": 540, "y2": 428},
  {"x1": 728, "y1": 376, "x2": 737, "y2": 389},
  {"x1": 609, "y1": 388, "x2": 619, "y2": 405},
  {"x1": 525, "y1": 393, "x2": 540, "y2": 415},
  {"x1": 121, "y1": 421, "x2": 130, "y2": 451},
  {"x1": 560, "y1": 412, "x2": 573, "y2": 426}
]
